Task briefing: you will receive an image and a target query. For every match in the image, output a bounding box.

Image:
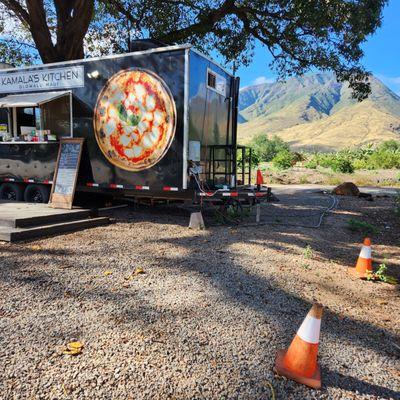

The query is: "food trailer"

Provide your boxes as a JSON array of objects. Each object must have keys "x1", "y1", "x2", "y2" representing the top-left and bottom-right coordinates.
[{"x1": 0, "y1": 43, "x2": 255, "y2": 205}]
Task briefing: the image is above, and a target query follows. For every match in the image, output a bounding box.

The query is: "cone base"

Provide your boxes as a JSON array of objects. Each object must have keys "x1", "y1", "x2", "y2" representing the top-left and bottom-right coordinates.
[
  {"x1": 347, "y1": 267, "x2": 370, "y2": 279},
  {"x1": 274, "y1": 349, "x2": 321, "y2": 389}
]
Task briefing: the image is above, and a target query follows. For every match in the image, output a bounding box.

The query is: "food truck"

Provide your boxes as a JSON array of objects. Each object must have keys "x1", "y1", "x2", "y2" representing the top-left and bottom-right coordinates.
[{"x1": 0, "y1": 42, "x2": 248, "y2": 204}]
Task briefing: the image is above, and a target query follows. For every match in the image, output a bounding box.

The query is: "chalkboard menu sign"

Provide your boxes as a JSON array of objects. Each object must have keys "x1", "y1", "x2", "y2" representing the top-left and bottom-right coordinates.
[{"x1": 50, "y1": 138, "x2": 84, "y2": 209}]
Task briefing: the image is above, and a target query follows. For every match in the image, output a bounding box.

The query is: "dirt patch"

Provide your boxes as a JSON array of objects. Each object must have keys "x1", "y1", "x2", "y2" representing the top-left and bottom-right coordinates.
[{"x1": 0, "y1": 191, "x2": 399, "y2": 399}]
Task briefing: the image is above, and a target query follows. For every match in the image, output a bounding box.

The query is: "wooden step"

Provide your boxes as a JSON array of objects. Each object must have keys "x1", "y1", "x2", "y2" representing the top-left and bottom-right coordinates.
[
  {"x1": 0, "y1": 201, "x2": 95, "y2": 228},
  {"x1": 0, "y1": 217, "x2": 110, "y2": 242},
  {"x1": 0, "y1": 209, "x2": 93, "y2": 228}
]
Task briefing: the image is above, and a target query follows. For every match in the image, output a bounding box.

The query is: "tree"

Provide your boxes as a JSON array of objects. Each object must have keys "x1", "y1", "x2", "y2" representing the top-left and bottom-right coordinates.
[
  {"x1": 0, "y1": 1, "x2": 93, "y2": 63},
  {"x1": 251, "y1": 134, "x2": 290, "y2": 162},
  {"x1": 0, "y1": 0, "x2": 388, "y2": 99}
]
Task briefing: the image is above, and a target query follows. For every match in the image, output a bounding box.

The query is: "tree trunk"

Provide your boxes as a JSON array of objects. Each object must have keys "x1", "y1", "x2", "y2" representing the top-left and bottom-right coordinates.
[
  {"x1": 25, "y1": 0, "x2": 58, "y2": 63},
  {"x1": 16, "y1": 0, "x2": 94, "y2": 63},
  {"x1": 54, "y1": 0, "x2": 94, "y2": 61}
]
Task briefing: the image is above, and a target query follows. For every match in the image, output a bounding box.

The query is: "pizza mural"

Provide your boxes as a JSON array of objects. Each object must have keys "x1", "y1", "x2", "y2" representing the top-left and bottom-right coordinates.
[{"x1": 94, "y1": 69, "x2": 176, "y2": 171}]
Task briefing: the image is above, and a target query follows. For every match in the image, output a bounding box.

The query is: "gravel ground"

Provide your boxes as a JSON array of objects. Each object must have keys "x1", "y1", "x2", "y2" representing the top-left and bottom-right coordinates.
[{"x1": 0, "y1": 190, "x2": 399, "y2": 399}]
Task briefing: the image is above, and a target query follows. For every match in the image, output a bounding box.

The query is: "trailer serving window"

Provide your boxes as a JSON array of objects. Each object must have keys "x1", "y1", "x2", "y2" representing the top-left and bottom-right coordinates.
[{"x1": 0, "y1": 91, "x2": 72, "y2": 143}]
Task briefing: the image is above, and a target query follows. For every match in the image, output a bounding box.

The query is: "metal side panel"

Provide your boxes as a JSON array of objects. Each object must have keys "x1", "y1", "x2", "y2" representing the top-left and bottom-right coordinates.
[{"x1": 182, "y1": 49, "x2": 190, "y2": 190}]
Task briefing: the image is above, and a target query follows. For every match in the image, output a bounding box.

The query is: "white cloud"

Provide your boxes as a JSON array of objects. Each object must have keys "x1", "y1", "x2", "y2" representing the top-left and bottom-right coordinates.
[
  {"x1": 252, "y1": 76, "x2": 275, "y2": 85},
  {"x1": 240, "y1": 75, "x2": 275, "y2": 91},
  {"x1": 375, "y1": 74, "x2": 400, "y2": 95},
  {"x1": 385, "y1": 77, "x2": 400, "y2": 84}
]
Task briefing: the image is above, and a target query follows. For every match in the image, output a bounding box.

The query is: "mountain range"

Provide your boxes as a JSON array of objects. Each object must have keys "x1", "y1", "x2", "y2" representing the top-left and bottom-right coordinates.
[{"x1": 238, "y1": 73, "x2": 400, "y2": 151}]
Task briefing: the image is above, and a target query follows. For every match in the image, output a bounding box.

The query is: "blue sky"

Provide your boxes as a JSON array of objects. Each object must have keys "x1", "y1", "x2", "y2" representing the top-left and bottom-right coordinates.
[{"x1": 235, "y1": 1, "x2": 400, "y2": 94}]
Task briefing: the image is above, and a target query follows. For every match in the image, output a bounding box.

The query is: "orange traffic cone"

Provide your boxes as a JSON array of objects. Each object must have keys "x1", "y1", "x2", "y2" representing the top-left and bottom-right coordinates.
[
  {"x1": 256, "y1": 169, "x2": 264, "y2": 190},
  {"x1": 274, "y1": 303, "x2": 323, "y2": 389},
  {"x1": 348, "y1": 238, "x2": 373, "y2": 278}
]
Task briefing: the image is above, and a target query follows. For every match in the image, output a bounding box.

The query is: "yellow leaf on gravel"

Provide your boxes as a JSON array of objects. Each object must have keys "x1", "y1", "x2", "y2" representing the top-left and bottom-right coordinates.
[
  {"x1": 29, "y1": 245, "x2": 42, "y2": 251},
  {"x1": 63, "y1": 348, "x2": 82, "y2": 356},
  {"x1": 103, "y1": 270, "x2": 113, "y2": 276},
  {"x1": 134, "y1": 267, "x2": 145, "y2": 275},
  {"x1": 67, "y1": 341, "x2": 83, "y2": 350}
]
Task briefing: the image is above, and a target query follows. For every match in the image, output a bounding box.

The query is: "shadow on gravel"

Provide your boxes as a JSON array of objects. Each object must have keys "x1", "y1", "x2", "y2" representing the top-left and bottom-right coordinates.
[
  {"x1": 324, "y1": 369, "x2": 400, "y2": 398},
  {"x1": 159, "y1": 234, "x2": 399, "y2": 347},
  {"x1": 108, "y1": 203, "x2": 191, "y2": 227},
  {"x1": 109, "y1": 193, "x2": 400, "y2": 275},
  {"x1": 1, "y1": 246, "x2": 73, "y2": 257},
  {"x1": 0, "y1": 191, "x2": 398, "y2": 398}
]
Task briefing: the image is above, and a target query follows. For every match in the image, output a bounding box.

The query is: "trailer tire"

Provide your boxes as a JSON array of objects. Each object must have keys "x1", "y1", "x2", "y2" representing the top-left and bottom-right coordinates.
[
  {"x1": 219, "y1": 198, "x2": 244, "y2": 224},
  {"x1": 24, "y1": 184, "x2": 50, "y2": 203},
  {"x1": 0, "y1": 183, "x2": 24, "y2": 201}
]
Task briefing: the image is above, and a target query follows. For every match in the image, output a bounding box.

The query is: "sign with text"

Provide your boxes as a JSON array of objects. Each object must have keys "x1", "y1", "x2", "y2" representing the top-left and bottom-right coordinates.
[
  {"x1": 50, "y1": 138, "x2": 84, "y2": 209},
  {"x1": 0, "y1": 66, "x2": 84, "y2": 93}
]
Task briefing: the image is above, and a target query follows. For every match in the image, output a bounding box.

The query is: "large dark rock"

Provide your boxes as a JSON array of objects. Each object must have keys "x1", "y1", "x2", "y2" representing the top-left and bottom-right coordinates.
[{"x1": 332, "y1": 182, "x2": 360, "y2": 196}]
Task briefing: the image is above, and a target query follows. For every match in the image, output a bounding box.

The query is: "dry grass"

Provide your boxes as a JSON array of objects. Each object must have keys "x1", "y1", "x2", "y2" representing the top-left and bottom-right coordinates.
[
  {"x1": 258, "y1": 165, "x2": 400, "y2": 188},
  {"x1": 238, "y1": 101, "x2": 400, "y2": 151}
]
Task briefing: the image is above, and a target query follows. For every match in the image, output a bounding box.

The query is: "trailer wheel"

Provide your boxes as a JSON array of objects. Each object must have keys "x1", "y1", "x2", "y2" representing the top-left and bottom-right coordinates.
[
  {"x1": 219, "y1": 198, "x2": 244, "y2": 224},
  {"x1": 0, "y1": 183, "x2": 24, "y2": 201},
  {"x1": 24, "y1": 184, "x2": 50, "y2": 203}
]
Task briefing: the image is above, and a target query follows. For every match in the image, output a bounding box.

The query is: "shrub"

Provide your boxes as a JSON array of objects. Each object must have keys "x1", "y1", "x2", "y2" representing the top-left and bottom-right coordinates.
[
  {"x1": 272, "y1": 150, "x2": 296, "y2": 170},
  {"x1": 303, "y1": 245, "x2": 314, "y2": 259},
  {"x1": 367, "y1": 150, "x2": 400, "y2": 169},
  {"x1": 395, "y1": 191, "x2": 400, "y2": 217},
  {"x1": 251, "y1": 134, "x2": 290, "y2": 162},
  {"x1": 331, "y1": 158, "x2": 354, "y2": 173},
  {"x1": 304, "y1": 158, "x2": 318, "y2": 169},
  {"x1": 378, "y1": 140, "x2": 400, "y2": 152},
  {"x1": 352, "y1": 158, "x2": 369, "y2": 169},
  {"x1": 237, "y1": 148, "x2": 260, "y2": 168},
  {"x1": 303, "y1": 140, "x2": 400, "y2": 172},
  {"x1": 347, "y1": 218, "x2": 379, "y2": 235},
  {"x1": 366, "y1": 261, "x2": 398, "y2": 284},
  {"x1": 292, "y1": 152, "x2": 306, "y2": 163}
]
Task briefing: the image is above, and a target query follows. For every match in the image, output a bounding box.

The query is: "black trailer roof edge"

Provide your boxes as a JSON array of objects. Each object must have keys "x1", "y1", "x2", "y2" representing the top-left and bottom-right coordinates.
[
  {"x1": 0, "y1": 44, "x2": 192, "y2": 73},
  {"x1": 0, "y1": 44, "x2": 234, "y2": 79},
  {"x1": 190, "y1": 48, "x2": 234, "y2": 77}
]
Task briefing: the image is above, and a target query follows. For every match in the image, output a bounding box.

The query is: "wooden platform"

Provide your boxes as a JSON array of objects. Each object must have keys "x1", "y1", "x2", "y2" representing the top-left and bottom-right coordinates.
[{"x1": 0, "y1": 201, "x2": 110, "y2": 242}]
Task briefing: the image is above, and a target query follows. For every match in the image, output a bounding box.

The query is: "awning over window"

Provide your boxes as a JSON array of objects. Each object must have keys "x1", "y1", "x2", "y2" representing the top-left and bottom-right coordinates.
[{"x1": 0, "y1": 91, "x2": 70, "y2": 107}]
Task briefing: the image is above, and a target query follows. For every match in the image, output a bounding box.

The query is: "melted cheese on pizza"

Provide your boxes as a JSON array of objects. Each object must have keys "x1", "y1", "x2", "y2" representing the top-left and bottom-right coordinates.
[{"x1": 94, "y1": 69, "x2": 176, "y2": 171}]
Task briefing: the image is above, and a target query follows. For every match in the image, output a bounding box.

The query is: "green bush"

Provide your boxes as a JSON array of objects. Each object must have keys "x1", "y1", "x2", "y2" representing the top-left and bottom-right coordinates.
[
  {"x1": 347, "y1": 218, "x2": 379, "y2": 235},
  {"x1": 237, "y1": 148, "x2": 260, "y2": 168},
  {"x1": 251, "y1": 134, "x2": 290, "y2": 162},
  {"x1": 395, "y1": 191, "x2": 400, "y2": 217},
  {"x1": 352, "y1": 158, "x2": 369, "y2": 169},
  {"x1": 379, "y1": 140, "x2": 400, "y2": 152},
  {"x1": 331, "y1": 158, "x2": 354, "y2": 173},
  {"x1": 304, "y1": 158, "x2": 318, "y2": 169},
  {"x1": 367, "y1": 150, "x2": 400, "y2": 169},
  {"x1": 272, "y1": 150, "x2": 296, "y2": 170},
  {"x1": 303, "y1": 140, "x2": 400, "y2": 172}
]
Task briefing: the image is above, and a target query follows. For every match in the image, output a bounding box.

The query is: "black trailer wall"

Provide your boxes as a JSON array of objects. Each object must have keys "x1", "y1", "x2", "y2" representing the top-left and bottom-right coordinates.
[
  {"x1": 0, "y1": 46, "x2": 238, "y2": 194},
  {"x1": 72, "y1": 49, "x2": 186, "y2": 189},
  {"x1": 188, "y1": 51, "x2": 234, "y2": 186},
  {"x1": 188, "y1": 51, "x2": 232, "y2": 148},
  {"x1": 0, "y1": 48, "x2": 186, "y2": 190}
]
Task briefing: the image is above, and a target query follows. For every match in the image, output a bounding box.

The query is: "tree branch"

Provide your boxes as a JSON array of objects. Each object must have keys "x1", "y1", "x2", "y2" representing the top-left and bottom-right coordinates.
[
  {"x1": 1, "y1": 0, "x2": 30, "y2": 25},
  {"x1": 54, "y1": 0, "x2": 94, "y2": 59},
  {"x1": 156, "y1": 0, "x2": 235, "y2": 43},
  {"x1": 98, "y1": 0, "x2": 139, "y2": 26},
  {"x1": 25, "y1": 0, "x2": 58, "y2": 62}
]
